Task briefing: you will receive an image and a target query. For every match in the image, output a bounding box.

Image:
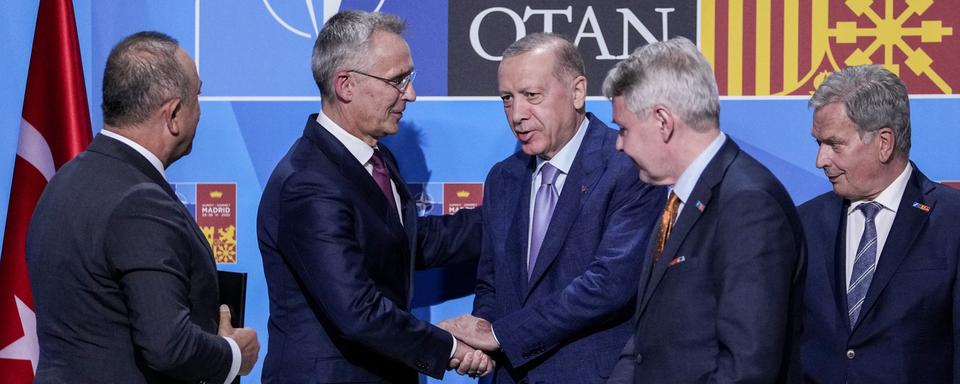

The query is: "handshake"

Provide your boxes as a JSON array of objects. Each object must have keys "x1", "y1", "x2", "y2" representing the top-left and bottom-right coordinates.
[{"x1": 440, "y1": 315, "x2": 500, "y2": 378}]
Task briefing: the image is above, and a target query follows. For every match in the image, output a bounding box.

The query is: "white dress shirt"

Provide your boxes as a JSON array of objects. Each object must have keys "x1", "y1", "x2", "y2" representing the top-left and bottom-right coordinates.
[
  {"x1": 669, "y1": 132, "x2": 727, "y2": 217},
  {"x1": 98, "y1": 129, "x2": 242, "y2": 384},
  {"x1": 317, "y1": 112, "x2": 403, "y2": 224},
  {"x1": 100, "y1": 129, "x2": 167, "y2": 179},
  {"x1": 844, "y1": 163, "x2": 913, "y2": 288}
]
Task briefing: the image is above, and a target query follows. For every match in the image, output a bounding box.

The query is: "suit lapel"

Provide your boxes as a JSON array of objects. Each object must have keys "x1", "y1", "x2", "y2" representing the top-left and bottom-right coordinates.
[
  {"x1": 637, "y1": 139, "x2": 738, "y2": 316},
  {"x1": 380, "y1": 145, "x2": 417, "y2": 303},
  {"x1": 305, "y1": 118, "x2": 403, "y2": 231},
  {"x1": 525, "y1": 118, "x2": 607, "y2": 297},
  {"x1": 853, "y1": 168, "x2": 934, "y2": 331},
  {"x1": 504, "y1": 155, "x2": 534, "y2": 303},
  {"x1": 818, "y1": 196, "x2": 851, "y2": 331}
]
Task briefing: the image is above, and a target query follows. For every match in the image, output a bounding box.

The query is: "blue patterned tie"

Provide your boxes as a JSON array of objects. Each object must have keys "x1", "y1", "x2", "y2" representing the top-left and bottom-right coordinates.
[
  {"x1": 847, "y1": 201, "x2": 882, "y2": 328},
  {"x1": 529, "y1": 163, "x2": 560, "y2": 279}
]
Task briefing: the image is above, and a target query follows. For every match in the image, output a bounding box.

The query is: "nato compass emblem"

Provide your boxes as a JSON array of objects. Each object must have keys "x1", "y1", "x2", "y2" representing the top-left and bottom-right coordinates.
[
  {"x1": 415, "y1": 188, "x2": 438, "y2": 217},
  {"x1": 262, "y1": 0, "x2": 386, "y2": 39}
]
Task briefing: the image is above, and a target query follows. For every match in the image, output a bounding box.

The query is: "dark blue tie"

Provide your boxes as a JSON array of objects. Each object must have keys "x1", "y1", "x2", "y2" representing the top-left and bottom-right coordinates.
[{"x1": 847, "y1": 201, "x2": 882, "y2": 328}]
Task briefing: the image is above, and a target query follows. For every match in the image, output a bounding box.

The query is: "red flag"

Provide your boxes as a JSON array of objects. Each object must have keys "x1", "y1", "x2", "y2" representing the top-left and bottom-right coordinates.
[{"x1": 0, "y1": 0, "x2": 91, "y2": 381}]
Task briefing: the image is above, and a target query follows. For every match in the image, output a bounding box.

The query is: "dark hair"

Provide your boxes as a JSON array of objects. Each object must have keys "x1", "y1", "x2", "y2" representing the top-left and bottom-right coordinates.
[{"x1": 101, "y1": 31, "x2": 191, "y2": 126}]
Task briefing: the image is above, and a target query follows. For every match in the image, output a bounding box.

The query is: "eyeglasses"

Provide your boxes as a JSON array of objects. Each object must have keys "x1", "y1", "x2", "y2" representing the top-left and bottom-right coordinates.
[{"x1": 349, "y1": 70, "x2": 417, "y2": 92}]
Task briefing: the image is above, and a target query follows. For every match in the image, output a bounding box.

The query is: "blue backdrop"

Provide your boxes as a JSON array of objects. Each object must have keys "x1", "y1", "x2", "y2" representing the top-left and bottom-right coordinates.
[{"x1": 2, "y1": 1, "x2": 958, "y2": 383}]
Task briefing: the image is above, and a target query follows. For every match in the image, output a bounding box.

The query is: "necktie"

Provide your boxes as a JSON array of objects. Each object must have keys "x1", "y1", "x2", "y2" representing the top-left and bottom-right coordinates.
[
  {"x1": 369, "y1": 149, "x2": 397, "y2": 214},
  {"x1": 847, "y1": 201, "x2": 882, "y2": 328},
  {"x1": 654, "y1": 192, "x2": 681, "y2": 262},
  {"x1": 529, "y1": 163, "x2": 560, "y2": 279}
]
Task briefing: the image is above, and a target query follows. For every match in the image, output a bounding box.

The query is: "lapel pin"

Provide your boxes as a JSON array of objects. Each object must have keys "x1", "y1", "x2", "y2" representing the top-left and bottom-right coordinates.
[
  {"x1": 912, "y1": 202, "x2": 930, "y2": 212},
  {"x1": 695, "y1": 200, "x2": 706, "y2": 212},
  {"x1": 668, "y1": 255, "x2": 686, "y2": 267}
]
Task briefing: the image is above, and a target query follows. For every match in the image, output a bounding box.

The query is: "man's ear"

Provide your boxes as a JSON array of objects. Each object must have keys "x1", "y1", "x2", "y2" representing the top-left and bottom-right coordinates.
[
  {"x1": 876, "y1": 127, "x2": 896, "y2": 163},
  {"x1": 334, "y1": 71, "x2": 354, "y2": 102},
  {"x1": 655, "y1": 106, "x2": 675, "y2": 143},
  {"x1": 159, "y1": 97, "x2": 183, "y2": 135},
  {"x1": 571, "y1": 75, "x2": 587, "y2": 110}
]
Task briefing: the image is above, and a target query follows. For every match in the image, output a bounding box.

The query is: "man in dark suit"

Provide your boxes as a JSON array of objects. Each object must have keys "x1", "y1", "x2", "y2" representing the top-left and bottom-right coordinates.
[
  {"x1": 438, "y1": 33, "x2": 663, "y2": 383},
  {"x1": 800, "y1": 65, "x2": 960, "y2": 383},
  {"x1": 256, "y1": 11, "x2": 489, "y2": 383},
  {"x1": 26, "y1": 32, "x2": 259, "y2": 383},
  {"x1": 603, "y1": 37, "x2": 805, "y2": 383}
]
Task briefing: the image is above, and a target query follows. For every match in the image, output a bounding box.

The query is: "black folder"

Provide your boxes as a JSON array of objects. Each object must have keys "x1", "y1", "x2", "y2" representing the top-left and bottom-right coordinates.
[
  {"x1": 218, "y1": 270, "x2": 247, "y2": 384},
  {"x1": 218, "y1": 270, "x2": 247, "y2": 328}
]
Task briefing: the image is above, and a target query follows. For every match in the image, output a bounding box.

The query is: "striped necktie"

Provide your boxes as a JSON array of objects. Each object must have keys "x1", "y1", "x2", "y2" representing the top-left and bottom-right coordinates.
[{"x1": 847, "y1": 201, "x2": 882, "y2": 328}]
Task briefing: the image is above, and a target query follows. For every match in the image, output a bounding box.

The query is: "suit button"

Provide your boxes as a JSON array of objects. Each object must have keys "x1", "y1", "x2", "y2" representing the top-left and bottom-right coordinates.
[
  {"x1": 846, "y1": 349, "x2": 855, "y2": 359},
  {"x1": 415, "y1": 360, "x2": 428, "y2": 369},
  {"x1": 635, "y1": 354, "x2": 643, "y2": 364}
]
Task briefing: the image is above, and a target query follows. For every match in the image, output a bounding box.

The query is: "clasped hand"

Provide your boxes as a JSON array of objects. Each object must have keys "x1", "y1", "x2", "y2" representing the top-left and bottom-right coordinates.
[{"x1": 440, "y1": 315, "x2": 499, "y2": 377}]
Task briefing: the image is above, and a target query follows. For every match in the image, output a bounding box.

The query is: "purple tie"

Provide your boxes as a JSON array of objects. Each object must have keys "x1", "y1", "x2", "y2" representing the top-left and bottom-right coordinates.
[
  {"x1": 369, "y1": 149, "x2": 397, "y2": 214},
  {"x1": 529, "y1": 163, "x2": 560, "y2": 279}
]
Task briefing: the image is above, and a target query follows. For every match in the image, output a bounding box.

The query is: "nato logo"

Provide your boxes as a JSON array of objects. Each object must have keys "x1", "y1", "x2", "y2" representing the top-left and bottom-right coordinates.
[{"x1": 262, "y1": 0, "x2": 385, "y2": 39}]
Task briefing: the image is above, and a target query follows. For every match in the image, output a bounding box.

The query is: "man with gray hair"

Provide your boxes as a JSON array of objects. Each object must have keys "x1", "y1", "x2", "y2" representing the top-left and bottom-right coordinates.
[
  {"x1": 257, "y1": 10, "x2": 489, "y2": 383},
  {"x1": 604, "y1": 37, "x2": 804, "y2": 383},
  {"x1": 439, "y1": 33, "x2": 663, "y2": 383},
  {"x1": 800, "y1": 64, "x2": 960, "y2": 383},
  {"x1": 27, "y1": 31, "x2": 260, "y2": 383}
]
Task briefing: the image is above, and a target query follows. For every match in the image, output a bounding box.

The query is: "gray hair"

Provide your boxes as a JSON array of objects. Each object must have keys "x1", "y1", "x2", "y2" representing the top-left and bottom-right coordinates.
[
  {"x1": 102, "y1": 31, "x2": 191, "y2": 127},
  {"x1": 809, "y1": 64, "x2": 911, "y2": 155},
  {"x1": 312, "y1": 10, "x2": 406, "y2": 99},
  {"x1": 602, "y1": 37, "x2": 719, "y2": 131},
  {"x1": 502, "y1": 33, "x2": 586, "y2": 80}
]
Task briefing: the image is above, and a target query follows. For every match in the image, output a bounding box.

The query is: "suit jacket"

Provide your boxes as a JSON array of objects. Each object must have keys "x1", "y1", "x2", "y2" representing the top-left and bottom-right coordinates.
[
  {"x1": 257, "y1": 114, "x2": 481, "y2": 383},
  {"x1": 608, "y1": 138, "x2": 805, "y2": 383},
  {"x1": 473, "y1": 114, "x2": 664, "y2": 383},
  {"x1": 26, "y1": 134, "x2": 233, "y2": 383},
  {"x1": 799, "y1": 166, "x2": 960, "y2": 383}
]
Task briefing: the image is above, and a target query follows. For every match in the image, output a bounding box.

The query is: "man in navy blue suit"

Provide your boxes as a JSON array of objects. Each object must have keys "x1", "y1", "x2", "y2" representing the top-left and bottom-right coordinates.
[
  {"x1": 799, "y1": 64, "x2": 960, "y2": 383},
  {"x1": 439, "y1": 33, "x2": 663, "y2": 383},
  {"x1": 257, "y1": 11, "x2": 490, "y2": 383},
  {"x1": 604, "y1": 37, "x2": 805, "y2": 383}
]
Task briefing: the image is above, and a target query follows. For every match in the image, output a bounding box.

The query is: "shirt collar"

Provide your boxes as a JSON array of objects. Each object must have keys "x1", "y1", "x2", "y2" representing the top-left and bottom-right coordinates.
[
  {"x1": 99, "y1": 129, "x2": 166, "y2": 180},
  {"x1": 671, "y1": 132, "x2": 727, "y2": 204},
  {"x1": 847, "y1": 162, "x2": 913, "y2": 216},
  {"x1": 317, "y1": 111, "x2": 376, "y2": 166},
  {"x1": 535, "y1": 115, "x2": 590, "y2": 176}
]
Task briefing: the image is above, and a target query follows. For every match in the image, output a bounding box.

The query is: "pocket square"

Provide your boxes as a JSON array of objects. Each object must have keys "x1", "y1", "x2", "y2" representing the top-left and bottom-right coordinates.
[{"x1": 668, "y1": 256, "x2": 686, "y2": 267}]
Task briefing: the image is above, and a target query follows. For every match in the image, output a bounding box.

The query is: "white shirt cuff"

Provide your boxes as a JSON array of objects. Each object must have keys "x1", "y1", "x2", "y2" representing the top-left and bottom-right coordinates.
[
  {"x1": 222, "y1": 336, "x2": 241, "y2": 384},
  {"x1": 449, "y1": 334, "x2": 458, "y2": 359},
  {"x1": 491, "y1": 325, "x2": 501, "y2": 348}
]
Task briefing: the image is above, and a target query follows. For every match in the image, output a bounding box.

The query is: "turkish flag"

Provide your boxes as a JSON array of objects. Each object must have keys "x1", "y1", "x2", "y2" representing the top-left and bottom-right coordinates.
[{"x1": 0, "y1": 0, "x2": 92, "y2": 382}]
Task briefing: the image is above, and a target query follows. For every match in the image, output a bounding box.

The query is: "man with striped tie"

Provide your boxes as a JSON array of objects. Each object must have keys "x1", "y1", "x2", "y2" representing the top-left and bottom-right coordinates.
[{"x1": 800, "y1": 64, "x2": 960, "y2": 383}]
